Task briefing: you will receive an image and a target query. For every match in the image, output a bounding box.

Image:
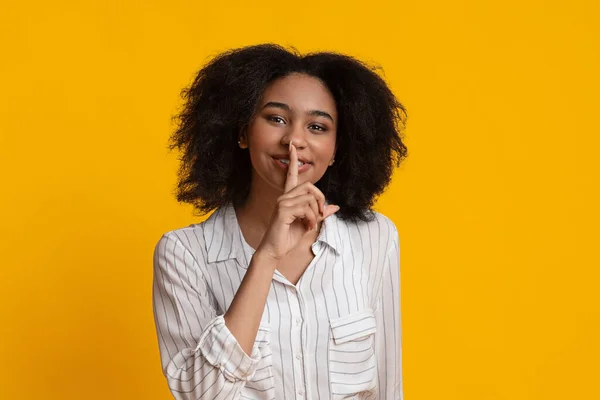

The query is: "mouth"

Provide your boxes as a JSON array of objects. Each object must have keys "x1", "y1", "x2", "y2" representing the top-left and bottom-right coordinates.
[{"x1": 272, "y1": 156, "x2": 313, "y2": 173}]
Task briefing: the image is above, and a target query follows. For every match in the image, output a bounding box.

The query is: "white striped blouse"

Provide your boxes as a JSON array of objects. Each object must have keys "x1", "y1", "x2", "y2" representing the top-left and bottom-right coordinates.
[{"x1": 152, "y1": 202, "x2": 403, "y2": 399}]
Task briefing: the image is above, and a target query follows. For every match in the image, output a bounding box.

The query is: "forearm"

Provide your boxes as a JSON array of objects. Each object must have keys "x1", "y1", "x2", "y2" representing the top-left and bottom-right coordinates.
[{"x1": 224, "y1": 250, "x2": 278, "y2": 355}]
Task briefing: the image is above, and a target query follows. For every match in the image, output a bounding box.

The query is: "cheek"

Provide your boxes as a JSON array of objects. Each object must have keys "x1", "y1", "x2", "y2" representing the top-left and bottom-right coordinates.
[
  {"x1": 248, "y1": 123, "x2": 280, "y2": 150},
  {"x1": 314, "y1": 137, "x2": 336, "y2": 161}
]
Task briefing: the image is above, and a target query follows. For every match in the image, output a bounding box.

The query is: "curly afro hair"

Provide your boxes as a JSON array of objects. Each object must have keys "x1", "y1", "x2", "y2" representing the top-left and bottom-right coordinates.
[{"x1": 168, "y1": 43, "x2": 408, "y2": 222}]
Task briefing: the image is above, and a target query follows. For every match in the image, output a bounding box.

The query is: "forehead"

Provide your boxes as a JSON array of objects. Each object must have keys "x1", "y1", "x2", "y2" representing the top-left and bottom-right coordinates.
[{"x1": 261, "y1": 73, "x2": 337, "y2": 117}]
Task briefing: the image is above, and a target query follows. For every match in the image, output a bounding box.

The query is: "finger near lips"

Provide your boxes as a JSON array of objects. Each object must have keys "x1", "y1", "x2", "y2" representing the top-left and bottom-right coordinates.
[
  {"x1": 283, "y1": 141, "x2": 299, "y2": 193},
  {"x1": 280, "y1": 141, "x2": 331, "y2": 229}
]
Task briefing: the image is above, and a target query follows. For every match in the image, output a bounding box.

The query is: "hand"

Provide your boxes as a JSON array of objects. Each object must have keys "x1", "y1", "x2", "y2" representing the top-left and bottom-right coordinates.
[{"x1": 256, "y1": 141, "x2": 340, "y2": 262}]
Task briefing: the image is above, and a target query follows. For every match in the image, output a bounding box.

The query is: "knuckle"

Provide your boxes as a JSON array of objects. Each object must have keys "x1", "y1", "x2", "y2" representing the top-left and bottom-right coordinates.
[
  {"x1": 308, "y1": 183, "x2": 323, "y2": 196},
  {"x1": 279, "y1": 199, "x2": 291, "y2": 208}
]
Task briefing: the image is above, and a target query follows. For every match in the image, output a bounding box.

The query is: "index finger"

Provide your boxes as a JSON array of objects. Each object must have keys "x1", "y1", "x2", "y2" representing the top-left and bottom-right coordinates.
[{"x1": 284, "y1": 141, "x2": 298, "y2": 193}]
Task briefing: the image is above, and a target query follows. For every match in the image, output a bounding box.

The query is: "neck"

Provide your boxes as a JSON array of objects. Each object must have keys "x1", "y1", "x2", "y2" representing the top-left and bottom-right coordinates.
[{"x1": 235, "y1": 173, "x2": 284, "y2": 236}]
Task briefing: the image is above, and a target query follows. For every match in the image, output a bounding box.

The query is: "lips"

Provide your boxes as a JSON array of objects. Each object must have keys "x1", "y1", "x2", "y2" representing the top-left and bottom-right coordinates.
[
  {"x1": 271, "y1": 154, "x2": 312, "y2": 165},
  {"x1": 276, "y1": 158, "x2": 306, "y2": 167},
  {"x1": 271, "y1": 156, "x2": 312, "y2": 173}
]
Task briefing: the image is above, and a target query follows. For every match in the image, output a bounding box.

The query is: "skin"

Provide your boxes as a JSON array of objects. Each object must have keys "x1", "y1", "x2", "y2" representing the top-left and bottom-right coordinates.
[{"x1": 223, "y1": 72, "x2": 341, "y2": 355}]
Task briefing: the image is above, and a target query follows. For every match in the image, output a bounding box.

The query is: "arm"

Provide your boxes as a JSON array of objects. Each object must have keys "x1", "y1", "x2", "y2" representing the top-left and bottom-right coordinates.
[
  {"x1": 373, "y1": 225, "x2": 403, "y2": 399},
  {"x1": 223, "y1": 251, "x2": 277, "y2": 355},
  {"x1": 152, "y1": 232, "x2": 274, "y2": 399}
]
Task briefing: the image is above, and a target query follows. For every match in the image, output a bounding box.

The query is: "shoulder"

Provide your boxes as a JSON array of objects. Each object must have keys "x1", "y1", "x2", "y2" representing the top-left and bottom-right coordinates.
[
  {"x1": 153, "y1": 220, "x2": 210, "y2": 262},
  {"x1": 370, "y1": 210, "x2": 398, "y2": 235},
  {"x1": 347, "y1": 210, "x2": 398, "y2": 238},
  {"x1": 366, "y1": 211, "x2": 399, "y2": 252},
  {"x1": 336, "y1": 209, "x2": 399, "y2": 253},
  {"x1": 153, "y1": 205, "x2": 232, "y2": 265}
]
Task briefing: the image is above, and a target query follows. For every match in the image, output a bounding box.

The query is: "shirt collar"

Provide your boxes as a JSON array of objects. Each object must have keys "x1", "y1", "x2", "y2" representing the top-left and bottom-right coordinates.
[{"x1": 204, "y1": 202, "x2": 342, "y2": 264}]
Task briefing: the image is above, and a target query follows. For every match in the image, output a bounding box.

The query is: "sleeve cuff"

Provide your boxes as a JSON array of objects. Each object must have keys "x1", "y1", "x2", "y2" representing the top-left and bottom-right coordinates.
[{"x1": 195, "y1": 315, "x2": 264, "y2": 382}]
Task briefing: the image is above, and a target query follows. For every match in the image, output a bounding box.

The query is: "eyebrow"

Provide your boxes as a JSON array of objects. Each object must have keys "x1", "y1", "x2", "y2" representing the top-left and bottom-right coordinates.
[{"x1": 262, "y1": 101, "x2": 335, "y2": 124}]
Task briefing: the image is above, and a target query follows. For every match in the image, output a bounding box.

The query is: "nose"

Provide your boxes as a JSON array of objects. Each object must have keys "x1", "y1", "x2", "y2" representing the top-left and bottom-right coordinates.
[{"x1": 281, "y1": 123, "x2": 308, "y2": 149}]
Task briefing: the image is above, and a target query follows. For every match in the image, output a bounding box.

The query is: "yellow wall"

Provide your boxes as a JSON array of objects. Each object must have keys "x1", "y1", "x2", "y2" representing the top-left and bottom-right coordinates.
[{"x1": 1, "y1": 0, "x2": 598, "y2": 399}]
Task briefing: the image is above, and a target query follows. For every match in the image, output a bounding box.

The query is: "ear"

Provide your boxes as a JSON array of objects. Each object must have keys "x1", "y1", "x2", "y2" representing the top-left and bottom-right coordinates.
[
  {"x1": 238, "y1": 131, "x2": 248, "y2": 149},
  {"x1": 329, "y1": 150, "x2": 336, "y2": 166},
  {"x1": 329, "y1": 142, "x2": 338, "y2": 166}
]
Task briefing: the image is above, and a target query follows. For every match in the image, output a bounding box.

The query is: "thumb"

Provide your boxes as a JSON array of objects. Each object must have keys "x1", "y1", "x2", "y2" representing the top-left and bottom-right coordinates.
[{"x1": 322, "y1": 204, "x2": 340, "y2": 219}]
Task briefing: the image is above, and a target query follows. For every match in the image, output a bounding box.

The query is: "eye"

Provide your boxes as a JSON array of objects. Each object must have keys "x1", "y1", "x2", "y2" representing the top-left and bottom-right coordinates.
[
  {"x1": 267, "y1": 116, "x2": 286, "y2": 124},
  {"x1": 309, "y1": 124, "x2": 327, "y2": 132}
]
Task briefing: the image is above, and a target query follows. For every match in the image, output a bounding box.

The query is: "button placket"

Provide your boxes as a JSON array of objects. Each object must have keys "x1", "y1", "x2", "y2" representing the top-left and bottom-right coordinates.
[
  {"x1": 296, "y1": 290, "x2": 310, "y2": 399},
  {"x1": 287, "y1": 286, "x2": 306, "y2": 398}
]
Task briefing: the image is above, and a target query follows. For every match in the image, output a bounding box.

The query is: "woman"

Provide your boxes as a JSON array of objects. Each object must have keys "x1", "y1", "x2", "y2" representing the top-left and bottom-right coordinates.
[{"x1": 152, "y1": 43, "x2": 408, "y2": 399}]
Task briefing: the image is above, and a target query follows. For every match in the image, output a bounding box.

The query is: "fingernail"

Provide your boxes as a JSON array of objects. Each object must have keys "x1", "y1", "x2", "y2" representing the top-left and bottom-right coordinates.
[{"x1": 289, "y1": 140, "x2": 293, "y2": 151}]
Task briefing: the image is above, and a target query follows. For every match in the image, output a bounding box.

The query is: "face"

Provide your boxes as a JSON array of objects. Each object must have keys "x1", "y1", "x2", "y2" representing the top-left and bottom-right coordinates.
[{"x1": 240, "y1": 72, "x2": 338, "y2": 194}]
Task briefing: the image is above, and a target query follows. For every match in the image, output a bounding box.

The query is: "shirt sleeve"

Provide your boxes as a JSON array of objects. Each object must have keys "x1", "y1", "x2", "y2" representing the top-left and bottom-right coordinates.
[
  {"x1": 373, "y1": 225, "x2": 404, "y2": 399},
  {"x1": 152, "y1": 232, "x2": 264, "y2": 399}
]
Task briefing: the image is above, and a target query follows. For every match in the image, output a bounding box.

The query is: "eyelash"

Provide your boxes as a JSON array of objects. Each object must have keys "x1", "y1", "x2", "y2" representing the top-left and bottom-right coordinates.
[{"x1": 267, "y1": 116, "x2": 327, "y2": 132}]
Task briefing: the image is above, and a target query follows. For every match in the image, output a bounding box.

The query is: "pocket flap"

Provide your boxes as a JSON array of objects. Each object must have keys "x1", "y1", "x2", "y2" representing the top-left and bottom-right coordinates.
[{"x1": 330, "y1": 308, "x2": 377, "y2": 345}]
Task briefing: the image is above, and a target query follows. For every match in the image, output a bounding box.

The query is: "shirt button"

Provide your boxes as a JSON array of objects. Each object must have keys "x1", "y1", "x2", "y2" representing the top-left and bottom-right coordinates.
[
  {"x1": 296, "y1": 318, "x2": 302, "y2": 326},
  {"x1": 298, "y1": 389, "x2": 304, "y2": 396},
  {"x1": 295, "y1": 353, "x2": 301, "y2": 360}
]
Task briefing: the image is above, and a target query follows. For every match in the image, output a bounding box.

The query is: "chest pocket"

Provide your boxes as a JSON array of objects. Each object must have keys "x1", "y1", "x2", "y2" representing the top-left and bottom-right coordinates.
[
  {"x1": 329, "y1": 308, "x2": 378, "y2": 398},
  {"x1": 241, "y1": 325, "x2": 275, "y2": 398}
]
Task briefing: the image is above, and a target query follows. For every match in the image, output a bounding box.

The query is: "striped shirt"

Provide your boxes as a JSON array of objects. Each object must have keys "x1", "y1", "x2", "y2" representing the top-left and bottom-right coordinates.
[{"x1": 152, "y1": 202, "x2": 403, "y2": 399}]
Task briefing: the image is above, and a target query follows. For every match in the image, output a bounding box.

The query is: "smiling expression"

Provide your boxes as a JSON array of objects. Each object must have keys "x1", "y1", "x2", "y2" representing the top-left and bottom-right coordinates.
[{"x1": 240, "y1": 72, "x2": 338, "y2": 192}]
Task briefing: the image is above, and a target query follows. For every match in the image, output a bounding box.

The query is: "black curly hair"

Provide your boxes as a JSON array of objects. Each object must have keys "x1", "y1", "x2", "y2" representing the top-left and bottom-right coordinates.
[{"x1": 168, "y1": 43, "x2": 408, "y2": 222}]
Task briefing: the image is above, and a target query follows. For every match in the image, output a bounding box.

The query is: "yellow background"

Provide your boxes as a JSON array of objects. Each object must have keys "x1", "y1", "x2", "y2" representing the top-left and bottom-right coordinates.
[{"x1": 1, "y1": 0, "x2": 598, "y2": 399}]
